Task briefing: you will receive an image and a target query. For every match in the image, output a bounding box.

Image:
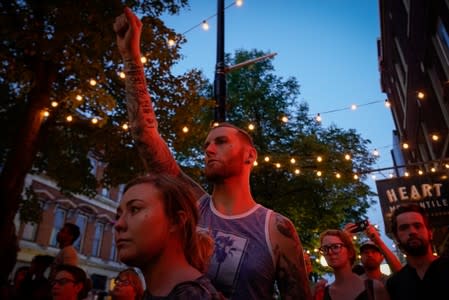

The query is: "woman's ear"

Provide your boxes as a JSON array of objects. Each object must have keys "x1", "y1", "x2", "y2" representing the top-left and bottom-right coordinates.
[{"x1": 169, "y1": 210, "x2": 187, "y2": 233}]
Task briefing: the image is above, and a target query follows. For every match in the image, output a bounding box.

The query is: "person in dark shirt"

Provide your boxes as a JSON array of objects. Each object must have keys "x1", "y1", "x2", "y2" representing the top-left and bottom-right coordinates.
[{"x1": 385, "y1": 204, "x2": 449, "y2": 300}]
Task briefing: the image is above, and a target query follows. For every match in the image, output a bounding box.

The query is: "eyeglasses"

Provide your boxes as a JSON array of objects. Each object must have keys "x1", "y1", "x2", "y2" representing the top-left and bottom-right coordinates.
[
  {"x1": 114, "y1": 277, "x2": 131, "y2": 286},
  {"x1": 51, "y1": 278, "x2": 76, "y2": 286},
  {"x1": 319, "y1": 243, "x2": 346, "y2": 255}
]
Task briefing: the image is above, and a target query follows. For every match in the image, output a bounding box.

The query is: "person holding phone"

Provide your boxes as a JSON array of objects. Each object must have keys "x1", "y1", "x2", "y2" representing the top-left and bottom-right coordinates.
[{"x1": 345, "y1": 220, "x2": 402, "y2": 278}]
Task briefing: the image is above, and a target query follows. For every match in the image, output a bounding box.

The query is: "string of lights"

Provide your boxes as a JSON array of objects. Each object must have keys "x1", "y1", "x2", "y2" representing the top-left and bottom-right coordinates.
[{"x1": 39, "y1": 1, "x2": 447, "y2": 180}]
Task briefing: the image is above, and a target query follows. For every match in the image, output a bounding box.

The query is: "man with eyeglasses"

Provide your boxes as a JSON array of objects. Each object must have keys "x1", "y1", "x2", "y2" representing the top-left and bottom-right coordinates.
[
  {"x1": 385, "y1": 204, "x2": 449, "y2": 300},
  {"x1": 51, "y1": 264, "x2": 89, "y2": 300}
]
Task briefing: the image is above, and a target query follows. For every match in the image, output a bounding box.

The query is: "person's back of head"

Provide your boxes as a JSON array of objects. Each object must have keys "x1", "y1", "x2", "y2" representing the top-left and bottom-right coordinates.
[
  {"x1": 31, "y1": 255, "x2": 54, "y2": 275},
  {"x1": 63, "y1": 223, "x2": 81, "y2": 245}
]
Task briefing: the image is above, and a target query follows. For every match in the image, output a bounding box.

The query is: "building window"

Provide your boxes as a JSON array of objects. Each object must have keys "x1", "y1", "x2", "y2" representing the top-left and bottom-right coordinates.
[
  {"x1": 49, "y1": 208, "x2": 67, "y2": 247},
  {"x1": 22, "y1": 222, "x2": 38, "y2": 241},
  {"x1": 101, "y1": 187, "x2": 110, "y2": 198},
  {"x1": 110, "y1": 233, "x2": 117, "y2": 261},
  {"x1": 91, "y1": 222, "x2": 104, "y2": 257},
  {"x1": 89, "y1": 156, "x2": 98, "y2": 177},
  {"x1": 117, "y1": 184, "x2": 125, "y2": 202},
  {"x1": 74, "y1": 214, "x2": 88, "y2": 252}
]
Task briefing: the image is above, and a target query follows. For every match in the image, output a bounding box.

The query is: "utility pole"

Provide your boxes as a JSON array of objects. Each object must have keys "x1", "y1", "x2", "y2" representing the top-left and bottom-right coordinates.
[
  {"x1": 214, "y1": 0, "x2": 226, "y2": 122},
  {"x1": 213, "y1": 0, "x2": 276, "y2": 123}
]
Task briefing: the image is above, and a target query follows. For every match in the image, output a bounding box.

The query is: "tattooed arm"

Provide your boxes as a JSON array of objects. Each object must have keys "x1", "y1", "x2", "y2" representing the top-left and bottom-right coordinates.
[
  {"x1": 113, "y1": 8, "x2": 206, "y2": 199},
  {"x1": 269, "y1": 212, "x2": 312, "y2": 300}
]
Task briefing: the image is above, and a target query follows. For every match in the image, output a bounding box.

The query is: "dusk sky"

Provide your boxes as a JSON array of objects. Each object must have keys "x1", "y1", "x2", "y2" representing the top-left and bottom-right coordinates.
[{"x1": 160, "y1": 1, "x2": 396, "y2": 249}]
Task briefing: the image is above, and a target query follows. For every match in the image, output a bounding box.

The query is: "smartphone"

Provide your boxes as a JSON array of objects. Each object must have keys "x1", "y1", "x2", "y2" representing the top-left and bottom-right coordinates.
[{"x1": 351, "y1": 220, "x2": 369, "y2": 233}]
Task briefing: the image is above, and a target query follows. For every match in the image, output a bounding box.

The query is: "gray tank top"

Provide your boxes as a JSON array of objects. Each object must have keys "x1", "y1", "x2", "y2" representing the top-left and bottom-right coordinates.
[{"x1": 198, "y1": 195, "x2": 275, "y2": 299}]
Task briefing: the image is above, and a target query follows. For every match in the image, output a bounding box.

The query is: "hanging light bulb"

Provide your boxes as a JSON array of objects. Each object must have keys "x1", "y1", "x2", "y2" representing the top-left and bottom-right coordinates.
[
  {"x1": 118, "y1": 71, "x2": 126, "y2": 79},
  {"x1": 275, "y1": 163, "x2": 281, "y2": 168},
  {"x1": 316, "y1": 113, "x2": 322, "y2": 122},
  {"x1": 384, "y1": 99, "x2": 391, "y2": 108},
  {"x1": 66, "y1": 115, "x2": 73, "y2": 122},
  {"x1": 202, "y1": 20, "x2": 209, "y2": 31},
  {"x1": 373, "y1": 149, "x2": 379, "y2": 156},
  {"x1": 431, "y1": 134, "x2": 439, "y2": 141},
  {"x1": 417, "y1": 91, "x2": 425, "y2": 99},
  {"x1": 235, "y1": 0, "x2": 243, "y2": 6},
  {"x1": 316, "y1": 171, "x2": 322, "y2": 177},
  {"x1": 182, "y1": 126, "x2": 189, "y2": 133},
  {"x1": 248, "y1": 123, "x2": 255, "y2": 131},
  {"x1": 402, "y1": 142, "x2": 409, "y2": 149},
  {"x1": 344, "y1": 154, "x2": 351, "y2": 160},
  {"x1": 167, "y1": 39, "x2": 176, "y2": 47},
  {"x1": 43, "y1": 111, "x2": 50, "y2": 117},
  {"x1": 89, "y1": 79, "x2": 97, "y2": 86},
  {"x1": 350, "y1": 104, "x2": 357, "y2": 110},
  {"x1": 253, "y1": 161, "x2": 258, "y2": 167},
  {"x1": 281, "y1": 116, "x2": 288, "y2": 123},
  {"x1": 122, "y1": 123, "x2": 129, "y2": 130},
  {"x1": 140, "y1": 56, "x2": 147, "y2": 64},
  {"x1": 264, "y1": 156, "x2": 270, "y2": 162},
  {"x1": 294, "y1": 169, "x2": 300, "y2": 175},
  {"x1": 51, "y1": 101, "x2": 58, "y2": 107},
  {"x1": 76, "y1": 94, "x2": 83, "y2": 101},
  {"x1": 316, "y1": 156, "x2": 323, "y2": 162},
  {"x1": 91, "y1": 118, "x2": 98, "y2": 124},
  {"x1": 290, "y1": 158, "x2": 296, "y2": 164}
]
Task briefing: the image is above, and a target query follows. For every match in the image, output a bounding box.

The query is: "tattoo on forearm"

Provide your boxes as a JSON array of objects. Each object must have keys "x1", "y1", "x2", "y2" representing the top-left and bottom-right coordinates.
[{"x1": 123, "y1": 59, "x2": 180, "y2": 175}]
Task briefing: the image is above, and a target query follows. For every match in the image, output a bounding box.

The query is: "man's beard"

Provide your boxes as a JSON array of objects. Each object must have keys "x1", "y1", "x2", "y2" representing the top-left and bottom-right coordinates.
[
  {"x1": 362, "y1": 259, "x2": 380, "y2": 271},
  {"x1": 399, "y1": 237, "x2": 429, "y2": 256}
]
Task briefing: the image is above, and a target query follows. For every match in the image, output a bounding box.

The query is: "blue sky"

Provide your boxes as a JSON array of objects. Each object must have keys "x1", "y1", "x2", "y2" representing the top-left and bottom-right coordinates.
[{"x1": 160, "y1": 1, "x2": 396, "y2": 247}]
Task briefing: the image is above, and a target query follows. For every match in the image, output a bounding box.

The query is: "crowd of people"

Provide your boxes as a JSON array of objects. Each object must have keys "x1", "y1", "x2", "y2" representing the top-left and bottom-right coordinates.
[{"x1": 2, "y1": 6, "x2": 448, "y2": 300}]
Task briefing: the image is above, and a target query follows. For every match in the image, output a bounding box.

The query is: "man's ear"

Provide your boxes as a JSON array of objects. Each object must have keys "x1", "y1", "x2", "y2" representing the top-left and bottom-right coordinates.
[{"x1": 245, "y1": 147, "x2": 257, "y2": 165}]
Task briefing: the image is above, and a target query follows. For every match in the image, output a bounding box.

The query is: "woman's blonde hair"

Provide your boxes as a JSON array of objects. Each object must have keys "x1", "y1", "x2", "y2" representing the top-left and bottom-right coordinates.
[{"x1": 124, "y1": 174, "x2": 213, "y2": 273}]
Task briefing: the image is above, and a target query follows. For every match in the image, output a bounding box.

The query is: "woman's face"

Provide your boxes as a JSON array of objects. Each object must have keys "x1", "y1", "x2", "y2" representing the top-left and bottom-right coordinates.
[
  {"x1": 320, "y1": 235, "x2": 350, "y2": 269},
  {"x1": 111, "y1": 273, "x2": 137, "y2": 300},
  {"x1": 114, "y1": 183, "x2": 172, "y2": 267},
  {"x1": 51, "y1": 270, "x2": 82, "y2": 300}
]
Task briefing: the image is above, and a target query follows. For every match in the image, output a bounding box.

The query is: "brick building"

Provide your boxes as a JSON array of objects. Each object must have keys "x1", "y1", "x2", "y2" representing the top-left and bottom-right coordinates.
[{"x1": 13, "y1": 168, "x2": 127, "y2": 295}]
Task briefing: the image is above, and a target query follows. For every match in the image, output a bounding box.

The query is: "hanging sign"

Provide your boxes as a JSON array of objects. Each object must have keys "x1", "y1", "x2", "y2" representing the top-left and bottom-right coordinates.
[{"x1": 375, "y1": 173, "x2": 449, "y2": 236}]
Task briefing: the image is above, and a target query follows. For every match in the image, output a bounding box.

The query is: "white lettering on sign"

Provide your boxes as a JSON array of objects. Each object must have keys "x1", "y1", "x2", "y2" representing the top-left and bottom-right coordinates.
[{"x1": 386, "y1": 183, "x2": 443, "y2": 203}]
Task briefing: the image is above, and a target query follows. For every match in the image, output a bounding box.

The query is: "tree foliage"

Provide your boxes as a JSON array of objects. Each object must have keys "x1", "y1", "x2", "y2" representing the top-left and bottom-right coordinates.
[{"x1": 0, "y1": 0, "x2": 210, "y2": 197}]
